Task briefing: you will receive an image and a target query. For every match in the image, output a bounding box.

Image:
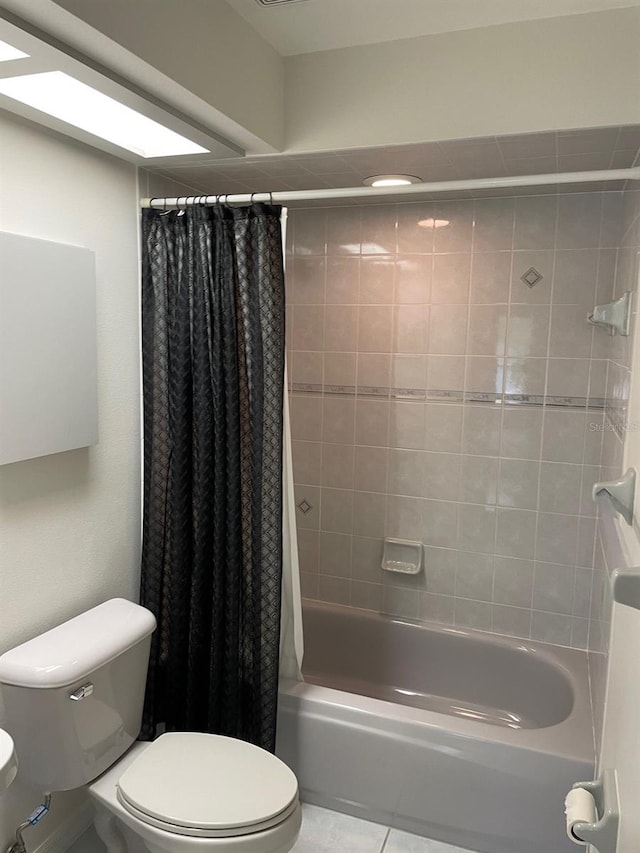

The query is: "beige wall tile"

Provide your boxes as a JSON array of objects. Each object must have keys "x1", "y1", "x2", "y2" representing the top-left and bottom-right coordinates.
[
  {"x1": 470, "y1": 251, "x2": 511, "y2": 304},
  {"x1": 498, "y1": 459, "x2": 540, "y2": 510},
  {"x1": 359, "y1": 256, "x2": 395, "y2": 303},
  {"x1": 473, "y1": 197, "x2": 515, "y2": 252},
  {"x1": 397, "y1": 202, "x2": 436, "y2": 254},
  {"x1": 288, "y1": 191, "x2": 622, "y2": 647},
  {"x1": 429, "y1": 304, "x2": 468, "y2": 354},
  {"x1": 395, "y1": 255, "x2": 432, "y2": 303},
  {"x1": 357, "y1": 305, "x2": 394, "y2": 352},
  {"x1": 432, "y1": 253, "x2": 471, "y2": 303},
  {"x1": 468, "y1": 305, "x2": 508, "y2": 356},
  {"x1": 325, "y1": 256, "x2": 360, "y2": 304}
]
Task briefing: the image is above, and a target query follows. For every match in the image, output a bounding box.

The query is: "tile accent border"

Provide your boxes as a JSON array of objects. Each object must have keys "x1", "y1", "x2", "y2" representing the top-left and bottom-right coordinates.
[{"x1": 290, "y1": 381, "x2": 605, "y2": 410}]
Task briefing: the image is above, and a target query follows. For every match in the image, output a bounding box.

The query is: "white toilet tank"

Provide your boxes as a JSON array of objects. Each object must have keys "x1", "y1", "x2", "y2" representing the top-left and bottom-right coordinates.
[{"x1": 0, "y1": 599, "x2": 156, "y2": 792}]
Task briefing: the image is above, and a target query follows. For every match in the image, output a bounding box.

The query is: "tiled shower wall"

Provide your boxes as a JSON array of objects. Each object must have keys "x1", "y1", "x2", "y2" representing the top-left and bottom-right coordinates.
[
  {"x1": 589, "y1": 188, "x2": 640, "y2": 741},
  {"x1": 288, "y1": 192, "x2": 624, "y2": 648},
  {"x1": 591, "y1": 189, "x2": 640, "y2": 656}
]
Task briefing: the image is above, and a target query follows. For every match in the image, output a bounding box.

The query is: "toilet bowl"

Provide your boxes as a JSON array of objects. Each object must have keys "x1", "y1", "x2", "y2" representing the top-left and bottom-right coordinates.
[
  {"x1": 88, "y1": 732, "x2": 301, "y2": 853},
  {"x1": 0, "y1": 599, "x2": 301, "y2": 853},
  {"x1": 90, "y1": 737, "x2": 301, "y2": 853}
]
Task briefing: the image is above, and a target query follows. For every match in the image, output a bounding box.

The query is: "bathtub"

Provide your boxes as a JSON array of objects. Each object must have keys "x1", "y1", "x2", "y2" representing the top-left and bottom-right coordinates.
[{"x1": 276, "y1": 601, "x2": 595, "y2": 853}]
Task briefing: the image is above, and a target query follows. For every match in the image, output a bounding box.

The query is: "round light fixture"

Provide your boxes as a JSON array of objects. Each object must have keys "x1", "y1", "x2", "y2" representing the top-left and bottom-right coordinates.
[
  {"x1": 363, "y1": 174, "x2": 422, "y2": 188},
  {"x1": 418, "y1": 218, "x2": 450, "y2": 229}
]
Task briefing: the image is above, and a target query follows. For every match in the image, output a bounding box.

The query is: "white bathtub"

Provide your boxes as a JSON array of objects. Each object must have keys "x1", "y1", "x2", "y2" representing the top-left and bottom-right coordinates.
[{"x1": 276, "y1": 601, "x2": 595, "y2": 853}]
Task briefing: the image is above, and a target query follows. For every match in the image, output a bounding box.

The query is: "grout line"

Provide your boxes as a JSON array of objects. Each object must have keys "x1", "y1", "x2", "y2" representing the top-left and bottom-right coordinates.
[
  {"x1": 453, "y1": 200, "x2": 479, "y2": 629},
  {"x1": 315, "y1": 222, "x2": 327, "y2": 599},
  {"x1": 530, "y1": 194, "x2": 560, "y2": 639},
  {"x1": 581, "y1": 203, "x2": 608, "y2": 650},
  {"x1": 384, "y1": 207, "x2": 402, "y2": 614},
  {"x1": 379, "y1": 826, "x2": 391, "y2": 852},
  {"x1": 490, "y1": 198, "x2": 518, "y2": 629}
]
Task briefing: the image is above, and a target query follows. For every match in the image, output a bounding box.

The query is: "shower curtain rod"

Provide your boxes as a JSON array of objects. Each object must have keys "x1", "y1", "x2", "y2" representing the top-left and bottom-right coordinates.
[{"x1": 141, "y1": 167, "x2": 640, "y2": 208}]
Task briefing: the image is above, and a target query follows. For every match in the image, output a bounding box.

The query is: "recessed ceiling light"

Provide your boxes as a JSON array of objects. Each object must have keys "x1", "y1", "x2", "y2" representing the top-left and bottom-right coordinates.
[
  {"x1": 363, "y1": 175, "x2": 422, "y2": 188},
  {"x1": 418, "y1": 218, "x2": 450, "y2": 229},
  {"x1": 0, "y1": 71, "x2": 209, "y2": 158},
  {"x1": 0, "y1": 39, "x2": 29, "y2": 62}
]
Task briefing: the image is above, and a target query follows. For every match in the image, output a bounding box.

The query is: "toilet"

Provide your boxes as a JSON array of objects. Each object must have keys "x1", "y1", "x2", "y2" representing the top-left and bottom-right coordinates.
[{"x1": 0, "y1": 599, "x2": 301, "y2": 853}]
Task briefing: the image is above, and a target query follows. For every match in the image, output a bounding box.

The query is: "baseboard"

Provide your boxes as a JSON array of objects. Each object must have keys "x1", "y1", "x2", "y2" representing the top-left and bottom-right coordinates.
[{"x1": 31, "y1": 803, "x2": 94, "y2": 853}]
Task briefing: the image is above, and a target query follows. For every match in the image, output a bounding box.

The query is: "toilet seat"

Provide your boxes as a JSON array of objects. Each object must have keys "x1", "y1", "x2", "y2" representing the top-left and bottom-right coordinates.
[
  {"x1": 118, "y1": 795, "x2": 300, "y2": 839},
  {"x1": 116, "y1": 732, "x2": 299, "y2": 839}
]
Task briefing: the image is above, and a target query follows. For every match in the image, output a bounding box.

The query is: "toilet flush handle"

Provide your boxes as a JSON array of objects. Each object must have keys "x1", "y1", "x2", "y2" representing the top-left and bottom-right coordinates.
[{"x1": 69, "y1": 683, "x2": 94, "y2": 701}]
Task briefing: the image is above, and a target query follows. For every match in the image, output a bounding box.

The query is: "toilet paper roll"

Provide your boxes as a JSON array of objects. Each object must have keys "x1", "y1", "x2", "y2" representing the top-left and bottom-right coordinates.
[{"x1": 565, "y1": 787, "x2": 598, "y2": 845}]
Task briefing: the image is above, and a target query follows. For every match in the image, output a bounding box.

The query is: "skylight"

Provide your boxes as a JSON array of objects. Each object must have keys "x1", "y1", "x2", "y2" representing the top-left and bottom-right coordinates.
[
  {"x1": 0, "y1": 40, "x2": 29, "y2": 62},
  {"x1": 0, "y1": 71, "x2": 209, "y2": 158}
]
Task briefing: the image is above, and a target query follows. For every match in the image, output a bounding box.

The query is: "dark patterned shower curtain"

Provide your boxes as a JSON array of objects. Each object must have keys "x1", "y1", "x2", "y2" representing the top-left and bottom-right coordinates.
[{"x1": 139, "y1": 203, "x2": 285, "y2": 752}]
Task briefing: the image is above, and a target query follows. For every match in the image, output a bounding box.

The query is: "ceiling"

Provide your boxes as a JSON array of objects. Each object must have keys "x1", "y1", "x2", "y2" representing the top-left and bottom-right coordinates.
[
  {"x1": 224, "y1": 0, "x2": 640, "y2": 55},
  {"x1": 146, "y1": 125, "x2": 640, "y2": 203},
  {"x1": 0, "y1": 15, "x2": 241, "y2": 164}
]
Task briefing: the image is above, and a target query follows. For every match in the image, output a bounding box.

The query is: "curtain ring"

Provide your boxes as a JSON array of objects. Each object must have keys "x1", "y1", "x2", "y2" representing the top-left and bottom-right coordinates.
[
  {"x1": 269, "y1": 191, "x2": 274, "y2": 206},
  {"x1": 250, "y1": 191, "x2": 257, "y2": 205}
]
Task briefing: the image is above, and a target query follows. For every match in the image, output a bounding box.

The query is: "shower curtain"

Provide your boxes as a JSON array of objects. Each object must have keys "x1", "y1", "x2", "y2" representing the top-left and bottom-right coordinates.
[{"x1": 139, "y1": 202, "x2": 301, "y2": 752}]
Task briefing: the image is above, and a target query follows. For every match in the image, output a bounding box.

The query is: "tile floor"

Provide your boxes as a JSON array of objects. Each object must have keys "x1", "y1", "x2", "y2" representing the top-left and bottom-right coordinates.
[
  {"x1": 290, "y1": 805, "x2": 475, "y2": 852},
  {"x1": 68, "y1": 804, "x2": 475, "y2": 853}
]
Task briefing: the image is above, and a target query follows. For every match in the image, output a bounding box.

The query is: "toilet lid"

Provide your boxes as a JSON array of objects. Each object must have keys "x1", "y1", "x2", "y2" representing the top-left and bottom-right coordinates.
[{"x1": 116, "y1": 732, "x2": 299, "y2": 838}]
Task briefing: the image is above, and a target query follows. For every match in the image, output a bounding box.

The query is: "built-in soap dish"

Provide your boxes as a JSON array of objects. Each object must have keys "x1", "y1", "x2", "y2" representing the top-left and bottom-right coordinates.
[{"x1": 381, "y1": 538, "x2": 423, "y2": 575}]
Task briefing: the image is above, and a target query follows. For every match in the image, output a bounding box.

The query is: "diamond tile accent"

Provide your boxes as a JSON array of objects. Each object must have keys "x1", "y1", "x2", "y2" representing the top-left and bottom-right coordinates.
[
  {"x1": 297, "y1": 498, "x2": 312, "y2": 515},
  {"x1": 521, "y1": 267, "x2": 543, "y2": 288}
]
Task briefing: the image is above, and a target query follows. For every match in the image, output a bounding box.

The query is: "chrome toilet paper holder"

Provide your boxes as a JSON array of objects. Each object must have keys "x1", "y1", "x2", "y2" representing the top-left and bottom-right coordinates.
[{"x1": 569, "y1": 771, "x2": 619, "y2": 853}]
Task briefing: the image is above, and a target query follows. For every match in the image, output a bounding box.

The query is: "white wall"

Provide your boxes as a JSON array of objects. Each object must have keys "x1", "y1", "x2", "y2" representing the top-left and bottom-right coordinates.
[
  {"x1": 11, "y1": 4, "x2": 640, "y2": 160},
  {"x1": 0, "y1": 114, "x2": 141, "y2": 849},
  {"x1": 15, "y1": 4, "x2": 640, "y2": 159},
  {"x1": 599, "y1": 605, "x2": 640, "y2": 850},
  {"x1": 601, "y1": 521, "x2": 640, "y2": 851},
  {"x1": 51, "y1": 0, "x2": 285, "y2": 152},
  {"x1": 285, "y1": 8, "x2": 640, "y2": 152}
]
